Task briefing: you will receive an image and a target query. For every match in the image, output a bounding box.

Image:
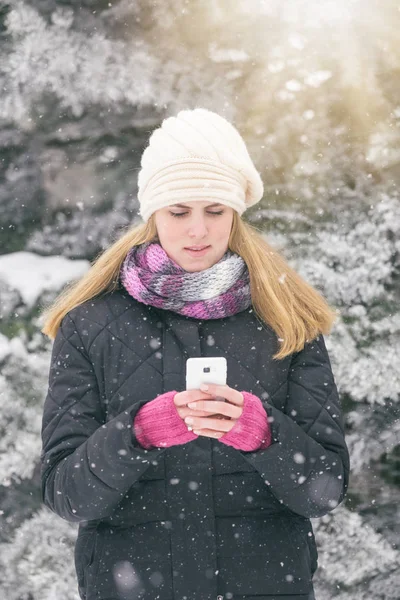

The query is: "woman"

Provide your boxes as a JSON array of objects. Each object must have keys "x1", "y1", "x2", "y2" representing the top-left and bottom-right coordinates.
[{"x1": 40, "y1": 108, "x2": 350, "y2": 600}]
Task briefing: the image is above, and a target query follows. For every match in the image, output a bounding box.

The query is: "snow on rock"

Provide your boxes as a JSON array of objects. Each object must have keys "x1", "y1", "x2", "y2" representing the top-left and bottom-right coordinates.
[
  {"x1": 0, "y1": 252, "x2": 89, "y2": 309},
  {"x1": 0, "y1": 280, "x2": 22, "y2": 320}
]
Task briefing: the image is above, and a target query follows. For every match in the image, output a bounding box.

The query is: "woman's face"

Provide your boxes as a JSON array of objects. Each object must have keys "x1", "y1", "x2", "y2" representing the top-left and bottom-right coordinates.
[{"x1": 154, "y1": 201, "x2": 234, "y2": 272}]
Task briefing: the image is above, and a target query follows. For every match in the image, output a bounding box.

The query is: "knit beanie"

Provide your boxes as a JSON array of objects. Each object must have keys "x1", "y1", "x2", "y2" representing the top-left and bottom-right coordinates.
[{"x1": 137, "y1": 108, "x2": 264, "y2": 222}]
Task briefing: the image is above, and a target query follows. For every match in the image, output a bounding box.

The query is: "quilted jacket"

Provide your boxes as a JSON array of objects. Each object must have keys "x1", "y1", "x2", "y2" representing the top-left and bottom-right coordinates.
[{"x1": 40, "y1": 287, "x2": 350, "y2": 600}]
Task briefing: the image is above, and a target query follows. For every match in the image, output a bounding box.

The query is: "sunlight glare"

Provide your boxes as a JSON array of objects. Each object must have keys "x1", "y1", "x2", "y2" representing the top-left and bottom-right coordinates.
[{"x1": 280, "y1": 0, "x2": 361, "y2": 27}]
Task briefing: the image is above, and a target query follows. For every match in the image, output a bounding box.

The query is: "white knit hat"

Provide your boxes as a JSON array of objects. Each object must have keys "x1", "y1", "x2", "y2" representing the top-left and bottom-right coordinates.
[{"x1": 137, "y1": 108, "x2": 264, "y2": 222}]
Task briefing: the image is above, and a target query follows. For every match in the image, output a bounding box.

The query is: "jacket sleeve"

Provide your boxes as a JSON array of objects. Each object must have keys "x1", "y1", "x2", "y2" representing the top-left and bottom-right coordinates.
[
  {"x1": 241, "y1": 334, "x2": 350, "y2": 518},
  {"x1": 40, "y1": 313, "x2": 166, "y2": 523}
]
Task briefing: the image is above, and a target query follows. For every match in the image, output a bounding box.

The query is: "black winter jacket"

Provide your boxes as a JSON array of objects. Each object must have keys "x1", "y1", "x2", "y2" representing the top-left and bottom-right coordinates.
[{"x1": 41, "y1": 288, "x2": 350, "y2": 600}]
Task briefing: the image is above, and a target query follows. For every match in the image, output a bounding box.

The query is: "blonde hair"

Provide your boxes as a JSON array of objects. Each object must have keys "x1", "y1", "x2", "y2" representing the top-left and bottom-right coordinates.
[{"x1": 41, "y1": 213, "x2": 336, "y2": 360}]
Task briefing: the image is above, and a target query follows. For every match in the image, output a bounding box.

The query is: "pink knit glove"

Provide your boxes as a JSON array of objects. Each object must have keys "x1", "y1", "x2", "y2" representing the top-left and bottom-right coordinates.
[
  {"x1": 133, "y1": 391, "x2": 198, "y2": 449},
  {"x1": 219, "y1": 391, "x2": 272, "y2": 452}
]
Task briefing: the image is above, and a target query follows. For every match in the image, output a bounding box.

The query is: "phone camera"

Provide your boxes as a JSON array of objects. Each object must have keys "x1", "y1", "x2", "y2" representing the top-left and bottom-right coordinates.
[{"x1": 203, "y1": 367, "x2": 211, "y2": 373}]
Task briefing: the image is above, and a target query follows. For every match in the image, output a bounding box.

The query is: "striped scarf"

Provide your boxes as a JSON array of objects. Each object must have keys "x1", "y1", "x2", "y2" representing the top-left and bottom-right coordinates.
[{"x1": 120, "y1": 242, "x2": 251, "y2": 319}]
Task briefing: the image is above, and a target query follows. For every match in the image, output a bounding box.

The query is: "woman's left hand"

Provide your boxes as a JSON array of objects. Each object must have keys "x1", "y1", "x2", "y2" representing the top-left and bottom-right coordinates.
[{"x1": 184, "y1": 384, "x2": 244, "y2": 439}]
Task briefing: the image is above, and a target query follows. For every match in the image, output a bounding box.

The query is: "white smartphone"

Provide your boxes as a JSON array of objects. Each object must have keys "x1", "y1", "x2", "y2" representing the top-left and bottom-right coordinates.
[{"x1": 186, "y1": 357, "x2": 227, "y2": 390}]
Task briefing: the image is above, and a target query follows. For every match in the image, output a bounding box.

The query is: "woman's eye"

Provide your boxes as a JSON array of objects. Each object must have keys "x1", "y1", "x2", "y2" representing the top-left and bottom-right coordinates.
[{"x1": 169, "y1": 210, "x2": 224, "y2": 218}]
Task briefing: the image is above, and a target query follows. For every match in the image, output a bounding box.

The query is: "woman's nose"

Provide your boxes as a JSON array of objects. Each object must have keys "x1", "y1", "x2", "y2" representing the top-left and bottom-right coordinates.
[{"x1": 187, "y1": 217, "x2": 208, "y2": 238}]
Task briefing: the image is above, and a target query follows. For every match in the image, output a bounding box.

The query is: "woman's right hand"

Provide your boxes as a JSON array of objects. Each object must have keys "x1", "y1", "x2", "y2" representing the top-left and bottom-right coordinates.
[
  {"x1": 134, "y1": 390, "x2": 220, "y2": 450},
  {"x1": 174, "y1": 390, "x2": 219, "y2": 420}
]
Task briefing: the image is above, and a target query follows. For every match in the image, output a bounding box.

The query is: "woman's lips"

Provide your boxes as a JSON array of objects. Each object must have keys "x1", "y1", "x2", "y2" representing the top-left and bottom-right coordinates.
[{"x1": 184, "y1": 246, "x2": 211, "y2": 257}]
